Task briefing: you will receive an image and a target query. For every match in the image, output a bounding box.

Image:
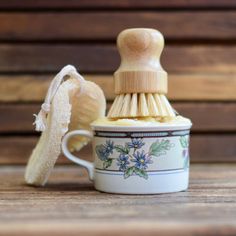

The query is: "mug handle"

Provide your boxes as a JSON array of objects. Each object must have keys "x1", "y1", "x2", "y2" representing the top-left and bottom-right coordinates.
[{"x1": 61, "y1": 130, "x2": 94, "y2": 181}]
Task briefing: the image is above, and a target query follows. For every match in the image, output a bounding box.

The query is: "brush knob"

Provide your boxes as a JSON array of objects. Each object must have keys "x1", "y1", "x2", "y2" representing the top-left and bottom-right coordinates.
[{"x1": 114, "y1": 28, "x2": 167, "y2": 95}]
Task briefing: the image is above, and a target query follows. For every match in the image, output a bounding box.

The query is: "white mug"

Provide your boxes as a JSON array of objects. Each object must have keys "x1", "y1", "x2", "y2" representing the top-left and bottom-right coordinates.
[{"x1": 62, "y1": 123, "x2": 191, "y2": 194}]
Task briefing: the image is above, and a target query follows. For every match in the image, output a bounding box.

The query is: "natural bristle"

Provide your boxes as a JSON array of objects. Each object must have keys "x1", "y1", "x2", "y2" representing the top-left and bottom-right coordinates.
[
  {"x1": 107, "y1": 93, "x2": 176, "y2": 119},
  {"x1": 139, "y1": 93, "x2": 149, "y2": 117}
]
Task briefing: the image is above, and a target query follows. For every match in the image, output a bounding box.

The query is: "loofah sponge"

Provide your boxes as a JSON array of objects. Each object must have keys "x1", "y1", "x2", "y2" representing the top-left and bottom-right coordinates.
[{"x1": 25, "y1": 65, "x2": 106, "y2": 186}]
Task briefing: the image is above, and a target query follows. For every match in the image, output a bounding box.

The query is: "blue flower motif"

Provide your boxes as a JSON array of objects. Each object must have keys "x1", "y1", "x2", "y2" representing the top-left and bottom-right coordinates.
[
  {"x1": 96, "y1": 140, "x2": 114, "y2": 162},
  {"x1": 117, "y1": 154, "x2": 130, "y2": 171},
  {"x1": 127, "y1": 138, "x2": 145, "y2": 149},
  {"x1": 105, "y1": 140, "x2": 114, "y2": 155},
  {"x1": 96, "y1": 145, "x2": 109, "y2": 161},
  {"x1": 131, "y1": 150, "x2": 153, "y2": 169}
]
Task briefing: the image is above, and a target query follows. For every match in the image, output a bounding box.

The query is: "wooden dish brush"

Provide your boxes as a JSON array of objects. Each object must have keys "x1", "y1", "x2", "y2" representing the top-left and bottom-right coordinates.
[{"x1": 107, "y1": 28, "x2": 176, "y2": 119}]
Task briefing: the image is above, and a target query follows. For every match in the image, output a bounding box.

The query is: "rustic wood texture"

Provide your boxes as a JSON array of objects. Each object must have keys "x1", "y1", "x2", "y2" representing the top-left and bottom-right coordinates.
[
  {"x1": 0, "y1": 164, "x2": 235, "y2": 236},
  {"x1": 0, "y1": 75, "x2": 114, "y2": 102},
  {"x1": 1, "y1": 103, "x2": 236, "y2": 133},
  {"x1": 0, "y1": 135, "x2": 236, "y2": 164},
  {"x1": 0, "y1": 12, "x2": 235, "y2": 41},
  {"x1": 0, "y1": 0, "x2": 236, "y2": 9},
  {"x1": 1, "y1": 74, "x2": 236, "y2": 102},
  {"x1": 0, "y1": 3, "x2": 235, "y2": 235},
  {"x1": 0, "y1": 1, "x2": 235, "y2": 165},
  {"x1": 0, "y1": 45, "x2": 235, "y2": 73}
]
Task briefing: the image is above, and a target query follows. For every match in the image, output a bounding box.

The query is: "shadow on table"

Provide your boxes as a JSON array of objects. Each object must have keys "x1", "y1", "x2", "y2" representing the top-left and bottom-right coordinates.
[{"x1": 23, "y1": 182, "x2": 95, "y2": 192}]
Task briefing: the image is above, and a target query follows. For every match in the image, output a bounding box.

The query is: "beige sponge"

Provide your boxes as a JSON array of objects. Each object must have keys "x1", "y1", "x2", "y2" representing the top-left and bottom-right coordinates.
[
  {"x1": 25, "y1": 65, "x2": 106, "y2": 186},
  {"x1": 24, "y1": 80, "x2": 73, "y2": 186},
  {"x1": 68, "y1": 79, "x2": 106, "y2": 152}
]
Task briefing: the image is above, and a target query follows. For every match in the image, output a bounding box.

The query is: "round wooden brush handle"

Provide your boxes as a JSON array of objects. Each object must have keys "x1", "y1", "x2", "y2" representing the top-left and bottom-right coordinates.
[{"x1": 114, "y1": 28, "x2": 167, "y2": 94}]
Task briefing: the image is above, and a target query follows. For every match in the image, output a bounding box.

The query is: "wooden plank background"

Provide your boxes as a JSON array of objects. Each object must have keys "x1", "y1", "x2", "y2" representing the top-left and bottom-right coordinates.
[{"x1": 0, "y1": 0, "x2": 235, "y2": 164}]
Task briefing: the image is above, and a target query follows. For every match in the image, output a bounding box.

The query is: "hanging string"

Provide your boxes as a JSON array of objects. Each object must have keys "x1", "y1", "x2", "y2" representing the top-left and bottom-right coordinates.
[{"x1": 33, "y1": 65, "x2": 85, "y2": 132}]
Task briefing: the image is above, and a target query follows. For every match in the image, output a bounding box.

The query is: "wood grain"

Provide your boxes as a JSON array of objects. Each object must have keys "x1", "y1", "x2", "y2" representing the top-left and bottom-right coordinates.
[
  {"x1": 173, "y1": 102, "x2": 236, "y2": 132},
  {"x1": 0, "y1": 136, "x2": 92, "y2": 165},
  {"x1": 0, "y1": 135, "x2": 236, "y2": 164},
  {"x1": 0, "y1": 0, "x2": 235, "y2": 9},
  {"x1": 0, "y1": 4, "x2": 234, "y2": 235},
  {"x1": 0, "y1": 12, "x2": 235, "y2": 41},
  {"x1": 0, "y1": 164, "x2": 235, "y2": 236},
  {"x1": 1, "y1": 74, "x2": 236, "y2": 102},
  {"x1": 1, "y1": 103, "x2": 236, "y2": 133},
  {"x1": 0, "y1": 45, "x2": 235, "y2": 73},
  {"x1": 0, "y1": 75, "x2": 115, "y2": 102}
]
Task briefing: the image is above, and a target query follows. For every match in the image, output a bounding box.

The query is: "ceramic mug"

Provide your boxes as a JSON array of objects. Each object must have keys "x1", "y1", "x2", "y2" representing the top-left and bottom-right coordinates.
[{"x1": 62, "y1": 123, "x2": 192, "y2": 194}]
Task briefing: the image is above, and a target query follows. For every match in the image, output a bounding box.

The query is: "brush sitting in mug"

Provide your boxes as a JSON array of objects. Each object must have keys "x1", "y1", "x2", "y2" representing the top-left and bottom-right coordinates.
[{"x1": 25, "y1": 28, "x2": 192, "y2": 194}]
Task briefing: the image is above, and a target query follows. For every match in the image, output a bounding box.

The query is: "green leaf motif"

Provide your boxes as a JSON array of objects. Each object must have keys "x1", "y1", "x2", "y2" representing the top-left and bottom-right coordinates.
[
  {"x1": 124, "y1": 166, "x2": 148, "y2": 179},
  {"x1": 124, "y1": 166, "x2": 135, "y2": 179},
  {"x1": 103, "y1": 159, "x2": 113, "y2": 169},
  {"x1": 115, "y1": 144, "x2": 130, "y2": 155},
  {"x1": 180, "y1": 136, "x2": 189, "y2": 148},
  {"x1": 149, "y1": 139, "x2": 173, "y2": 157},
  {"x1": 134, "y1": 167, "x2": 148, "y2": 179}
]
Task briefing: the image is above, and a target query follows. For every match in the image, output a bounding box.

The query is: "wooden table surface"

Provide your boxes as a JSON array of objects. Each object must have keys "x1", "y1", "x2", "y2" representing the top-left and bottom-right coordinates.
[{"x1": 0, "y1": 164, "x2": 235, "y2": 236}]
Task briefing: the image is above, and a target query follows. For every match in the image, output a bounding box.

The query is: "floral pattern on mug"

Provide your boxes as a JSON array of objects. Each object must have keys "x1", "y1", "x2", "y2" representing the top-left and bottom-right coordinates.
[
  {"x1": 127, "y1": 138, "x2": 145, "y2": 149},
  {"x1": 95, "y1": 138, "x2": 174, "y2": 179},
  {"x1": 180, "y1": 135, "x2": 189, "y2": 170},
  {"x1": 131, "y1": 150, "x2": 153, "y2": 170},
  {"x1": 117, "y1": 154, "x2": 130, "y2": 171}
]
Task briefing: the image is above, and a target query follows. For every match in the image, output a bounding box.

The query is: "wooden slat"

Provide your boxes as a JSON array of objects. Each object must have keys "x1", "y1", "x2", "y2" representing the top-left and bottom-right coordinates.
[
  {"x1": 0, "y1": 75, "x2": 115, "y2": 102},
  {"x1": 173, "y1": 103, "x2": 236, "y2": 132},
  {"x1": 0, "y1": 135, "x2": 235, "y2": 164},
  {"x1": 1, "y1": 103, "x2": 236, "y2": 133},
  {"x1": 0, "y1": 0, "x2": 235, "y2": 9},
  {"x1": 168, "y1": 74, "x2": 236, "y2": 101},
  {"x1": 0, "y1": 136, "x2": 92, "y2": 165},
  {"x1": 0, "y1": 12, "x2": 235, "y2": 41},
  {"x1": 1, "y1": 74, "x2": 236, "y2": 102},
  {"x1": 0, "y1": 45, "x2": 235, "y2": 73},
  {"x1": 0, "y1": 164, "x2": 236, "y2": 236},
  {"x1": 191, "y1": 135, "x2": 236, "y2": 163}
]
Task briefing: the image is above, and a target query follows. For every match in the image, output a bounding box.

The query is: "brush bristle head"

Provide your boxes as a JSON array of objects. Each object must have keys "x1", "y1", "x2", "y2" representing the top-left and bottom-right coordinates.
[{"x1": 107, "y1": 93, "x2": 175, "y2": 119}]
